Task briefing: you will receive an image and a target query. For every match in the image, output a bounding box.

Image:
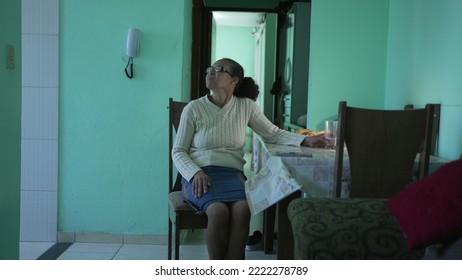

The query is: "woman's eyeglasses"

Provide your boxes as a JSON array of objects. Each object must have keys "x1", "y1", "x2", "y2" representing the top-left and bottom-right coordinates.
[{"x1": 206, "y1": 66, "x2": 234, "y2": 76}]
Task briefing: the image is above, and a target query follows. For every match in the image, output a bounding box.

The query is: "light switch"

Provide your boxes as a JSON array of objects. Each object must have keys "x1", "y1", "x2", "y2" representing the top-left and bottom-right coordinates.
[{"x1": 6, "y1": 45, "x2": 15, "y2": 70}]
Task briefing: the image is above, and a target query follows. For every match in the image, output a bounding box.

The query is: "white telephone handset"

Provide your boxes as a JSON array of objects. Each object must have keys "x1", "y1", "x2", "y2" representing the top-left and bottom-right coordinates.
[
  {"x1": 126, "y1": 28, "x2": 140, "y2": 58},
  {"x1": 125, "y1": 28, "x2": 140, "y2": 79}
]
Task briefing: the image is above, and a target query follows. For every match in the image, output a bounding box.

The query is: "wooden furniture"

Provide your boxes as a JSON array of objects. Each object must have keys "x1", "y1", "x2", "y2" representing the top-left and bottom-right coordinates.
[
  {"x1": 249, "y1": 136, "x2": 349, "y2": 259},
  {"x1": 167, "y1": 98, "x2": 208, "y2": 260},
  {"x1": 405, "y1": 103, "x2": 441, "y2": 156},
  {"x1": 249, "y1": 132, "x2": 448, "y2": 259},
  {"x1": 334, "y1": 101, "x2": 436, "y2": 198}
]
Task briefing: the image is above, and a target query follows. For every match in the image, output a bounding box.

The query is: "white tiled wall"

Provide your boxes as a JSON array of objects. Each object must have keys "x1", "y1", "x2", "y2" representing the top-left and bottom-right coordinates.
[{"x1": 20, "y1": 0, "x2": 59, "y2": 242}]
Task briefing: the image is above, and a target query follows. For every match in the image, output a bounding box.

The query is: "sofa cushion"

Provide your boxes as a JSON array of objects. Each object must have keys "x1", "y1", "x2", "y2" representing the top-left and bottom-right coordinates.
[
  {"x1": 387, "y1": 160, "x2": 462, "y2": 250},
  {"x1": 288, "y1": 198, "x2": 424, "y2": 259}
]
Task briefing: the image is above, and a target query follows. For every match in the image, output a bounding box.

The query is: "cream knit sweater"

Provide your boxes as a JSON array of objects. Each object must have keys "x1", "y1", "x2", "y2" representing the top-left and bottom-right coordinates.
[{"x1": 172, "y1": 95, "x2": 306, "y2": 181}]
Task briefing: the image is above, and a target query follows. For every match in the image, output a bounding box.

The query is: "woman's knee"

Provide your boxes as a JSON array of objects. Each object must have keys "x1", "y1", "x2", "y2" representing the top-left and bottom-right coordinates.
[
  {"x1": 231, "y1": 200, "x2": 251, "y2": 223},
  {"x1": 206, "y1": 202, "x2": 230, "y2": 222}
]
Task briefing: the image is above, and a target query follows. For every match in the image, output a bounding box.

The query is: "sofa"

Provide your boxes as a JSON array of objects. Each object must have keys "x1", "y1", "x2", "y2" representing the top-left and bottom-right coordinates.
[{"x1": 288, "y1": 159, "x2": 462, "y2": 260}]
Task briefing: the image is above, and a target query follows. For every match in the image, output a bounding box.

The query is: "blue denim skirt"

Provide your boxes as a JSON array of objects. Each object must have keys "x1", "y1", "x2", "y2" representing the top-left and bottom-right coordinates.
[{"x1": 181, "y1": 166, "x2": 247, "y2": 214}]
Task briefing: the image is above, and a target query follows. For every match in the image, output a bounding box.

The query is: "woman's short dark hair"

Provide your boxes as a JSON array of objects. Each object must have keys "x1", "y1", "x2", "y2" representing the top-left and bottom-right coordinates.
[{"x1": 221, "y1": 58, "x2": 259, "y2": 101}]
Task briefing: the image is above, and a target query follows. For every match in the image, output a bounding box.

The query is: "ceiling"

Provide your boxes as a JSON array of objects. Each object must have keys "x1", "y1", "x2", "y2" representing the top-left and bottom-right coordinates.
[{"x1": 213, "y1": 11, "x2": 265, "y2": 27}]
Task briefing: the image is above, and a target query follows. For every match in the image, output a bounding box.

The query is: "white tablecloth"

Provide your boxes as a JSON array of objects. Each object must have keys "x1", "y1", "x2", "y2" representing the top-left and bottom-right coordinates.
[{"x1": 245, "y1": 134, "x2": 449, "y2": 215}]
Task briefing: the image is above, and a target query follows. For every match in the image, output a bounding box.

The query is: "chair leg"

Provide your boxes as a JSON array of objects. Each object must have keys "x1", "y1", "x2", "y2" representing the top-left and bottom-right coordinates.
[
  {"x1": 263, "y1": 205, "x2": 276, "y2": 253},
  {"x1": 168, "y1": 218, "x2": 173, "y2": 260},
  {"x1": 175, "y1": 225, "x2": 180, "y2": 260}
]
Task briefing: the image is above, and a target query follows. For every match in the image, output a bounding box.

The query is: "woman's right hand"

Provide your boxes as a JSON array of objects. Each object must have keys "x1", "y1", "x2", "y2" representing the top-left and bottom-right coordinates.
[
  {"x1": 191, "y1": 170, "x2": 211, "y2": 198},
  {"x1": 301, "y1": 135, "x2": 326, "y2": 148}
]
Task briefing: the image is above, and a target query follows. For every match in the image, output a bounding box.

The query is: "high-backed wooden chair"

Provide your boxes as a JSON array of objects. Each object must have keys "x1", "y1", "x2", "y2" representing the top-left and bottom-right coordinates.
[
  {"x1": 404, "y1": 103, "x2": 441, "y2": 156},
  {"x1": 168, "y1": 98, "x2": 208, "y2": 260},
  {"x1": 334, "y1": 101, "x2": 436, "y2": 198}
]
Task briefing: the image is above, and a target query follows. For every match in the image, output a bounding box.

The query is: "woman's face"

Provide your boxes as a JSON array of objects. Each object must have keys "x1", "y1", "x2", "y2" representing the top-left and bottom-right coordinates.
[{"x1": 205, "y1": 60, "x2": 237, "y2": 92}]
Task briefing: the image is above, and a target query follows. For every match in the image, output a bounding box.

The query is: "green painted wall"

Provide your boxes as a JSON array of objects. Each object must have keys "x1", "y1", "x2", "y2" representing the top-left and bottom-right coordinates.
[
  {"x1": 307, "y1": 0, "x2": 389, "y2": 129},
  {"x1": 0, "y1": 0, "x2": 21, "y2": 260},
  {"x1": 59, "y1": 0, "x2": 191, "y2": 234},
  {"x1": 308, "y1": 0, "x2": 461, "y2": 160},
  {"x1": 385, "y1": 0, "x2": 462, "y2": 160},
  {"x1": 213, "y1": 26, "x2": 256, "y2": 78}
]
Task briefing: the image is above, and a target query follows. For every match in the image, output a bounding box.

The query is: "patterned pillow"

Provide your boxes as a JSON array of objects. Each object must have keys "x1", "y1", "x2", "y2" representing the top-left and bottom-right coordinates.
[
  {"x1": 387, "y1": 160, "x2": 462, "y2": 250},
  {"x1": 288, "y1": 198, "x2": 423, "y2": 259}
]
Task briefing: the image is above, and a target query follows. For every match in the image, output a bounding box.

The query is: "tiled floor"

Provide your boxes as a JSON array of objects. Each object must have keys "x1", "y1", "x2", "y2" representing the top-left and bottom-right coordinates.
[
  {"x1": 20, "y1": 241, "x2": 277, "y2": 260},
  {"x1": 20, "y1": 241, "x2": 55, "y2": 260}
]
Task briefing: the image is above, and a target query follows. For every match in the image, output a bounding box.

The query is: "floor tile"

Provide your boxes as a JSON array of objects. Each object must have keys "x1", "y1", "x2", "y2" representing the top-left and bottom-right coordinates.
[
  {"x1": 57, "y1": 251, "x2": 116, "y2": 260},
  {"x1": 113, "y1": 244, "x2": 168, "y2": 260},
  {"x1": 20, "y1": 241, "x2": 54, "y2": 260},
  {"x1": 174, "y1": 244, "x2": 209, "y2": 260},
  {"x1": 245, "y1": 250, "x2": 277, "y2": 260},
  {"x1": 64, "y1": 243, "x2": 122, "y2": 253},
  {"x1": 56, "y1": 243, "x2": 122, "y2": 260}
]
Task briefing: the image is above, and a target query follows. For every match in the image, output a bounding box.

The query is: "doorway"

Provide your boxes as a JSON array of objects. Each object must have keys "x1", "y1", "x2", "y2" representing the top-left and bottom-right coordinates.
[
  {"x1": 192, "y1": 0, "x2": 292, "y2": 122},
  {"x1": 191, "y1": 0, "x2": 302, "y2": 126},
  {"x1": 210, "y1": 11, "x2": 277, "y2": 120}
]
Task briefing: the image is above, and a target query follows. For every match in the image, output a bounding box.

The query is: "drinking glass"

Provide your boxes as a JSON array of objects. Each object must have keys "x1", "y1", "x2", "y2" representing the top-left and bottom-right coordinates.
[{"x1": 325, "y1": 120, "x2": 338, "y2": 149}]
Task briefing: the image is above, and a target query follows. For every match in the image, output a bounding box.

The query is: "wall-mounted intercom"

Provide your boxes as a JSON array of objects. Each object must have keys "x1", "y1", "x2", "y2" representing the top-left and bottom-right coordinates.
[
  {"x1": 126, "y1": 28, "x2": 140, "y2": 58},
  {"x1": 125, "y1": 28, "x2": 141, "y2": 79}
]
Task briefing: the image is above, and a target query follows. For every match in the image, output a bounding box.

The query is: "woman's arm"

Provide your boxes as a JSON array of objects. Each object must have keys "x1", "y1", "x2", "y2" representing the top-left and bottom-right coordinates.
[
  {"x1": 171, "y1": 105, "x2": 202, "y2": 182},
  {"x1": 247, "y1": 102, "x2": 303, "y2": 145},
  {"x1": 247, "y1": 101, "x2": 324, "y2": 147}
]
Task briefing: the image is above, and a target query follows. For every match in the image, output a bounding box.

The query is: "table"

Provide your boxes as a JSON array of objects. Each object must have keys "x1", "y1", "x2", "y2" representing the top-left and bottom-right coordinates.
[
  {"x1": 246, "y1": 135, "x2": 349, "y2": 259},
  {"x1": 246, "y1": 134, "x2": 450, "y2": 259},
  {"x1": 249, "y1": 137, "x2": 351, "y2": 202}
]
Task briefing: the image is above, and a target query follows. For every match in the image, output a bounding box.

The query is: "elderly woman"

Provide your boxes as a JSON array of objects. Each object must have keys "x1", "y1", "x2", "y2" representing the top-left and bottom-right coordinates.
[{"x1": 172, "y1": 58, "x2": 324, "y2": 259}]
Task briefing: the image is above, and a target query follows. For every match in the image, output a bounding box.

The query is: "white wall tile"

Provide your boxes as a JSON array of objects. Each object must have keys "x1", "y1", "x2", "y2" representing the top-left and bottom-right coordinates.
[
  {"x1": 20, "y1": 0, "x2": 59, "y2": 243},
  {"x1": 21, "y1": 0, "x2": 59, "y2": 35},
  {"x1": 22, "y1": 34, "x2": 59, "y2": 88},
  {"x1": 21, "y1": 87, "x2": 58, "y2": 140},
  {"x1": 21, "y1": 139, "x2": 58, "y2": 192},
  {"x1": 20, "y1": 190, "x2": 57, "y2": 242}
]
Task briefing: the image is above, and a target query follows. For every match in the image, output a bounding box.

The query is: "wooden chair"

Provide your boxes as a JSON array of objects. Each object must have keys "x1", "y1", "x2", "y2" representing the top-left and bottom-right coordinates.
[
  {"x1": 167, "y1": 98, "x2": 208, "y2": 259},
  {"x1": 404, "y1": 103, "x2": 441, "y2": 156},
  {"x1": 334, "y1": 101, "x2": 436, "y2": 198}
]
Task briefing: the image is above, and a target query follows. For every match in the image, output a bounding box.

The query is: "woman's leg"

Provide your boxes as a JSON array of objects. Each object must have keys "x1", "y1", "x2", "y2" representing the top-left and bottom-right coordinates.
[
  {"x1": 205, "y1": 202, "x2": 230, "y2": 259},
  {"x1": 226, "y1": 200, "x2": 251, "y2": 259}
]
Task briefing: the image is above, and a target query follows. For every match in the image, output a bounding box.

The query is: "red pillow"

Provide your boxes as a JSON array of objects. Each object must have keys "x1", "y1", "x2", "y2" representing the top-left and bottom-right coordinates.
[{"x1": 387, "y1": 159, "x2": 462, "y2": 250}]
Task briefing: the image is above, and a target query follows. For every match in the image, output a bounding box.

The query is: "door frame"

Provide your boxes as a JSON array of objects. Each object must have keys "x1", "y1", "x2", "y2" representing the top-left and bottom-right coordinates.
[{"x1": 191, "y1": 0, "x2": 295, "y2": 102}]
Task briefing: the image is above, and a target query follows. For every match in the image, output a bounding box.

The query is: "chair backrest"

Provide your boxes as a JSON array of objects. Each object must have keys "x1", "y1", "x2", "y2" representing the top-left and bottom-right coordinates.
[
  {"x1": 168, "y1": 98, "x2": 188, "y2": 193},
  {"x1": 334, "y1": 101, "x2": 435, "y2": 198},
  {"x1": 404, "y1": 103, "x2": 441, "y2": 156}
]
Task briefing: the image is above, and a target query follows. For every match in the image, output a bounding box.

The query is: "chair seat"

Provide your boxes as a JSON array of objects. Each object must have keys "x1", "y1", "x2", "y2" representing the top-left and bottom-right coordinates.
[
  {"x1": 168, "y1": 191, "x2": 208, "y2": 230},
  {"x1": 168, "y1": 191, "x2": 196, "y2": 212}
]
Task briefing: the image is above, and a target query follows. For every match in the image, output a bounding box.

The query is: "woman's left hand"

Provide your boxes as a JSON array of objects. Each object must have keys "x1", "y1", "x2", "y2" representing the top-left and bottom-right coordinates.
[{"x1": 301, "y1": 135, "x2": 326, "y2": 148}]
